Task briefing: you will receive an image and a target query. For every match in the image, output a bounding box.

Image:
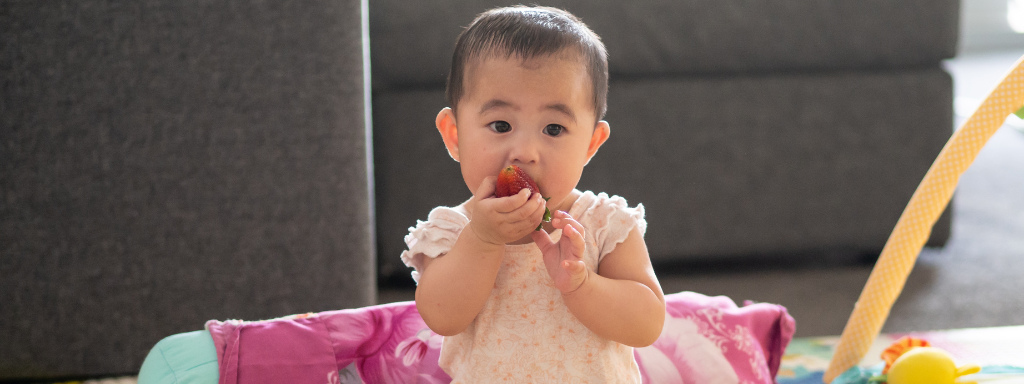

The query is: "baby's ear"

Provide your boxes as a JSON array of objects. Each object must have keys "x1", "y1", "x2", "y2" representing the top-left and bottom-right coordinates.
[
  {"x1": 584, "y1": 120, "x2": 610, "y2": 165},
  {"x1": 436, "y1": 107, "x2": 460, "y2": 162}
]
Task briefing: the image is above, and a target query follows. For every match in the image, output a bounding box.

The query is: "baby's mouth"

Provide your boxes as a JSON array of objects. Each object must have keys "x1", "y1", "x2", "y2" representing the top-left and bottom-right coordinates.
[{"x1": 494, "y1": 165, "x2": 551, "y2": 230}]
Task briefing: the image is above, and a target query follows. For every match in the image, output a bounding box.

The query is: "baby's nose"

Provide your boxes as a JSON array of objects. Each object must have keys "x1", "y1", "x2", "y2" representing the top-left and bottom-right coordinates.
[{"x1": 507, "y1": 133, "x2": 541, "y2": 164}]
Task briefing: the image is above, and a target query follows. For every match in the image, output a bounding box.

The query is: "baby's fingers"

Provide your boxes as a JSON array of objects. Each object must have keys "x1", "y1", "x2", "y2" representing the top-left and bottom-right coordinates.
[
  {"x1": 530, "y1": 229, "x2": 556, "y2": 251},
  {"x1": 553, "y1": 211, "x2": 585, "y2": 239},
  {"x1": 561, "y1": 222, "x2": 586, "y2": 258},
  {"x1": 494, "y1": 188, "x2": 532, "y2": 213},
  {"x1": 506, "y1": 192, "x2": 546, "y2": 223}
]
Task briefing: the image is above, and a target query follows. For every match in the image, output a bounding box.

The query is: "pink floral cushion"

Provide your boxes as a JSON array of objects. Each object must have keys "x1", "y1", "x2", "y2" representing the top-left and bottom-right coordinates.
[
  {"x1": 637, "y1": 292, "x2": 795, "y2": 383},
  {"x1": 206, "y1": 291, "x2": 794, "y2": 384}
]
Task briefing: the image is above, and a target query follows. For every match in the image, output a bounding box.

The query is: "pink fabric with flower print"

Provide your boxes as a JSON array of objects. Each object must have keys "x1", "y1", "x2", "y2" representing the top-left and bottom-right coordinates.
[
  {"x1": 206, "y1": 303, "x2": 449, "y2": 384},
  {"x1": 637, "y1": 292, "x2": 795, "y2": 384},
  {"x1": 206, "y1": 292, "x2": 793, "y2": 384}
]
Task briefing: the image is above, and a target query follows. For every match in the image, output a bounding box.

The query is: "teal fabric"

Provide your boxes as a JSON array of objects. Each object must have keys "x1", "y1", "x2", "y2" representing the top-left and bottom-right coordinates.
[{"x1": 138, "y1": 330, "x2": 219, "y2": 384}]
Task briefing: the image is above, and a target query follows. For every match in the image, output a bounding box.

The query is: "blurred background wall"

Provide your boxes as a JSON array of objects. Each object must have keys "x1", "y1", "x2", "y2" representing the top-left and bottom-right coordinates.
[
  {"x1": 1, "y1": 0, "x2": 375, "y2": 380},
  {"x1": 962, "y1": 0, "x2": 1024, "y2": 51}
]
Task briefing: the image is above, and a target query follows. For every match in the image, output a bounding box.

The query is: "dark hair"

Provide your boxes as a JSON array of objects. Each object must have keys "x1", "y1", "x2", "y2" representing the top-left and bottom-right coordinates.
[{"x1": 446, "y1": 6, "x2": 609, "y2": 121}]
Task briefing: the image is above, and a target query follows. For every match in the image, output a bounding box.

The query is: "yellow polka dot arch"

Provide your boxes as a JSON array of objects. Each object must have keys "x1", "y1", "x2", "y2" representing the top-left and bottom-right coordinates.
[{"x1": 823, "y1": 54, "x2": 1024, "y2": 384}]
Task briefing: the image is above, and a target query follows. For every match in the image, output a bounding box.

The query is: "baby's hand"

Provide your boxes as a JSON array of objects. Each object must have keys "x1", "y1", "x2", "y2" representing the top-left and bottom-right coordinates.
[
  {"x1": 469, "y1": 176, "x2": 548, "y2": 246},
  {"x1": 530, "y1": 211, "x2": 588, "y2": 294}
]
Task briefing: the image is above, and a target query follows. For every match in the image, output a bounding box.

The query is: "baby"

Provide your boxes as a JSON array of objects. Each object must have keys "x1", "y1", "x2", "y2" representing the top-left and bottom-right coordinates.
[{"x1": 401, "y1": 6, "x2": 666, "y2": 383}]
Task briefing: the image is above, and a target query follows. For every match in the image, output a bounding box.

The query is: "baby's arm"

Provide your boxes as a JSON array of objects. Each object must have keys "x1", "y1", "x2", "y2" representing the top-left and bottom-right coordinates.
[
  {"x1": 415, "y1": 178, "x2": 548, "y2": 336},
  {"x1": 534, "y1": 213, "x2": 666, "y2": 347},
  {"x1": 564, "y1": 227, "x2": 666, "y2": 347}
]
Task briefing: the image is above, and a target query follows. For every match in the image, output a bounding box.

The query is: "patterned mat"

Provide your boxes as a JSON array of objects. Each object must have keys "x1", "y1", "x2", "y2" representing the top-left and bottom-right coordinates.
[{"x1": 779, "y1": 325, "x2": 1024, "y2": 383}]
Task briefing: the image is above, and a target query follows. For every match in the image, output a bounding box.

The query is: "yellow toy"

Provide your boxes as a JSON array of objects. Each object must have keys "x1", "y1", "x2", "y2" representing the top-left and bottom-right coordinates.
[{"x1": 886, "y1": 347, "x2": 980, "y2": 384}]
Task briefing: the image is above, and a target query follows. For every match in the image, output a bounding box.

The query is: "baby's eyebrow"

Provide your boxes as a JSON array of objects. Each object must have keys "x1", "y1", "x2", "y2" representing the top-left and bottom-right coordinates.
[
  {"x1": 478, "y1": 99, "x2": 577, "y2": 124},
  {"x1": 545, "y1": 103, "x2": 576, "y2": 124},
  {"x1": 479, "y1": 99, "x2": 517, "y2": 115}
]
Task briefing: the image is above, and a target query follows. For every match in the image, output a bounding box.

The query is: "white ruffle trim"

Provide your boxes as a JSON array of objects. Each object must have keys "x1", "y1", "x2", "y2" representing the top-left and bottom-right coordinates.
[
  {"x1": 399, "y1": 206, "x2": 470, "y2": 283},
  {"x1": 583, "y1": 192, "x2": 647, "y2": 262}
]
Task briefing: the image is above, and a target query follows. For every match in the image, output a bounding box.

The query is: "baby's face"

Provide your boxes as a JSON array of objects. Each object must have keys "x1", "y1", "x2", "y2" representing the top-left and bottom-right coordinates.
[{"x1": 453, "y1": 52, "x2": 606, "y2": 211}]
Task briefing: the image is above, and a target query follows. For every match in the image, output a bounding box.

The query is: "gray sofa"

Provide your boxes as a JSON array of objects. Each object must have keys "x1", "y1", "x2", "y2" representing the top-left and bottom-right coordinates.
[
  {"x1": 1, "y1": 0, "x2": 373, "y2": 380},
  {"x1": 371, "y1": 0, "x2": 959, "y2": 281}
]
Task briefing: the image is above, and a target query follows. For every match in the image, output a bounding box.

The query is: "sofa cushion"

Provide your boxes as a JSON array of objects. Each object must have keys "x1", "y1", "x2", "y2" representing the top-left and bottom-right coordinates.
[
  {"x1": 589, "y1": 68, "x2": 952, "y2": 262},
  {"x1": 370, "y1": 0, "x2": 959, "y2": 91},
  {"x1": 373, "y1": 67, "x2": 952, "y2": 278}
]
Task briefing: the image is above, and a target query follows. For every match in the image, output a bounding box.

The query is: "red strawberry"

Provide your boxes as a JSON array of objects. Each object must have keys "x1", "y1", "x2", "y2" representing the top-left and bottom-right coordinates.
[
  {"x1": 494, "y1": 165, "x2": 552, "y2": 230},
  {"x1": 495, "y1": 165, "x2": 540, "y2": 197}
]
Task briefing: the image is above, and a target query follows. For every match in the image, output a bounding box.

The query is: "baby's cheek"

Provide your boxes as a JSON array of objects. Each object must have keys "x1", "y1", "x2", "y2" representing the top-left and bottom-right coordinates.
[
  {"x1": 460, "y1": 167, "x2": 482, "y2": 194},
  {"x1": 551, "y1": 167, "x2": 584, "y2": 197}
]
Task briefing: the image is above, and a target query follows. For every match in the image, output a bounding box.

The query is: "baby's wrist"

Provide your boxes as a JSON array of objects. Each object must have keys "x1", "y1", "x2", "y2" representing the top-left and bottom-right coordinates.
[
  {"x1": 562, "y1": 268, "x2": 590, "y2": 296},
  {"x1": 466, "y1": 221, "x2": 505, "y2": 249}
]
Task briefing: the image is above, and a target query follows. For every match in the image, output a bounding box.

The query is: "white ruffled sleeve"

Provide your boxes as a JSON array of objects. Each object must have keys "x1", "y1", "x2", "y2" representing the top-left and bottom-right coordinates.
[
  {"x1": 399, "y1": 206, "x2": 470, "y2": 283},
  {"x1": 586, "y1": 192, "x2": 647, "y2": 263}
]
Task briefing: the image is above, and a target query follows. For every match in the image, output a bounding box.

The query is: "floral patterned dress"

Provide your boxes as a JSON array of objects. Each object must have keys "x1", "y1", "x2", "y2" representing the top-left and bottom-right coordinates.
[{"x1": 401, "y1": 190, "x2": 646, "y2": 383}]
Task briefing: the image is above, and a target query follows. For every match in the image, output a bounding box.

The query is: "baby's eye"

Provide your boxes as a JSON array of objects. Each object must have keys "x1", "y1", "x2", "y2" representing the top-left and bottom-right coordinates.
[
  {"x1": 489, "y1": 121, "x2": 511, "y2": 133},
  {"x1": 543, "y1": 124, "x2": 565, "y2": 136}
]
